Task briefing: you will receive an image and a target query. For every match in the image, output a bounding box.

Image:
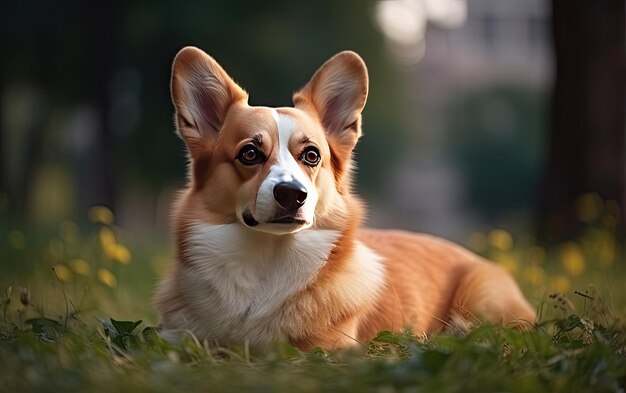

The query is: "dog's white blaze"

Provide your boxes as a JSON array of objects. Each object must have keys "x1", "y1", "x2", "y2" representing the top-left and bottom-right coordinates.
[
  {"x1": 175, "y1": 223, "x2": 341, "y2": 343},
  {"x1": 253, "y1": 109, "x2": 317, "y2": 228}
]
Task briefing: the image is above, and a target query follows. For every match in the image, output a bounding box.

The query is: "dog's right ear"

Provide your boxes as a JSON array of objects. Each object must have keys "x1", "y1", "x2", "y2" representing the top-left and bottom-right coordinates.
[{"x1": 170, "y1": 47, "x2": 247, "y2": 157}]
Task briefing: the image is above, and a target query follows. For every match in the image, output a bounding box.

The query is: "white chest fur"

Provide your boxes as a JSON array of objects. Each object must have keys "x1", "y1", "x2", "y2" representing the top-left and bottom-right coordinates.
[{"x1": 177, "y1": 223, "x2": 341, "y2": 343}]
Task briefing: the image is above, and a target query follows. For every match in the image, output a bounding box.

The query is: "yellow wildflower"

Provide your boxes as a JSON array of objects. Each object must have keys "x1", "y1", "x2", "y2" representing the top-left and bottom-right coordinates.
[
  {"x1": 560, "y1": 242, "x2": 585, "y2": 276},
  {"x1": 488, "y1": 229, "x2": 513, "y2": 251},
  {"x1": 98, "y1": 227, "x2": 132, "y2": 264},
  {"x1": 111, "y1": 244, "x2": 132, "y2": 265},
  {"x1": 88, "y1": 206, "x2": 114, "y2": 225},
  {"x1": 99, "y1": 227, "x2": 117, "y2": 256},
  {"x1": 494, "y1": 253, "x2": 518, "y2": 274},
  {"x1": 53, "y1": 264, "x2": 73, "y2": 282},
  {"x1": 97, "y1": 268, "x2": 118, "y2": 288},
  {"x1": 69, "y1": 258, "x2": 91, "y2": 276},
  {"x1": 551, "y1": 276, "x2": 571, "y2": 293},
  {"x1": 598, "y1": 237, "x2": 616, "y2": 268}
]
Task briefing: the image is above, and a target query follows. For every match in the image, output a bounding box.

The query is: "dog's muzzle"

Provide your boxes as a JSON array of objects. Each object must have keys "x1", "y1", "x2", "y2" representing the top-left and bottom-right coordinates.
[{"x1": 241, "y1": 180, "x2": 311, "y2": 230}]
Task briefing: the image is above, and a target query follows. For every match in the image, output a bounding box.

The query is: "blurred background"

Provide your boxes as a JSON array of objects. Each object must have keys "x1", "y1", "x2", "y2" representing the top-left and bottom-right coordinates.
[
  {"x1": 0, "y1": 0, "x2": 624, "y2": 318},
  {"x1": 2, "y1": 0, "x2": 625, "y2": 240}
]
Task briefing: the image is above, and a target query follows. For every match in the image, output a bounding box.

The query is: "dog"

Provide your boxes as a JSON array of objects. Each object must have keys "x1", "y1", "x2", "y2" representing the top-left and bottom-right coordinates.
[{"x1": 154, "y1": 47, "x2": 536, "y2": 350}]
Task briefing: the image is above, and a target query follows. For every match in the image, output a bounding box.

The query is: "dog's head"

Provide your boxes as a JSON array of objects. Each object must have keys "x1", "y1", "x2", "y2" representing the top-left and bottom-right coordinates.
[{"x1": 171, "y1": 47, "x2": 368, "y2": 235}]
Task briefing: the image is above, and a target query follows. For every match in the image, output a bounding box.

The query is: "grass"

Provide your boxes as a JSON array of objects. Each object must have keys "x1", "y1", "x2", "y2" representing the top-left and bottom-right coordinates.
[
  {"x1": 1, "y1": 200, "x2": 625, "y2": 392},
  {"x1": 1, "y1": 305, "x2": 625, "y2": 392}
]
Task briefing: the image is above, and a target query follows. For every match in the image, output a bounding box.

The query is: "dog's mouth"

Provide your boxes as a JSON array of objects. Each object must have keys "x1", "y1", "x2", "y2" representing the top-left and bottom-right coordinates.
[
  {"x1": 269, "y1": 216, "x2": 308, "y2": 225},
  {"x1": 242, "y1": 210, "x2": 308, "y2": 227}
]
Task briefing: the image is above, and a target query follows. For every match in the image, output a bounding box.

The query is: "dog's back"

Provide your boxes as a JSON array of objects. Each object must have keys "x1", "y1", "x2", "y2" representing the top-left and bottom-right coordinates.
[{"x1": 357, "y1": 230, "x2": 536, "y2": 341}]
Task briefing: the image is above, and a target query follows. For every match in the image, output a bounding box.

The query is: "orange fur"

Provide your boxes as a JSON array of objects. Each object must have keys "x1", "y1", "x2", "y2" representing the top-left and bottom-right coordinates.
[{"x1": 155, "y1": 47, "x2": 536, "y2": 351}]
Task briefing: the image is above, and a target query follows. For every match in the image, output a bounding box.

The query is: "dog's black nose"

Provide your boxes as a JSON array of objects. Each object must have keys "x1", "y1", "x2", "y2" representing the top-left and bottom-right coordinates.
[{"x1": 273, "y1": 181, "x2": 307, "y2": 211}]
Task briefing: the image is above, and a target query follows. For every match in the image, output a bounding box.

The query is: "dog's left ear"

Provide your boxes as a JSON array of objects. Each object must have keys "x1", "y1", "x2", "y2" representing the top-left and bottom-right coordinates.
[
  {"x1": 171, "y1": 47, "x2": 248, "y2": 158},
  {"x1": 293, "y1": 51, "x2": 368, "y2": 154}
]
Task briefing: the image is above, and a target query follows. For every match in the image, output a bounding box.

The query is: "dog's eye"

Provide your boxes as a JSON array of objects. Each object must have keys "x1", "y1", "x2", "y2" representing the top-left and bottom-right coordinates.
[
  {"x1": 300, "y1": 147, "x2": 321, "y2": 167},
  {"x1": 237, "y1": 145, "x2": 265, "y2": 166}
]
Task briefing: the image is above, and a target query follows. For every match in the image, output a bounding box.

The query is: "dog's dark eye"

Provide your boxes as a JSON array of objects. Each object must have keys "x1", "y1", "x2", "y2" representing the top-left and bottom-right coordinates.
[
  {"x1": 237, "y1": 145, "x2": 265, "y2": 166},
  {"x1": 300, "y1": 146, "x2": 321, "y2": 167}
]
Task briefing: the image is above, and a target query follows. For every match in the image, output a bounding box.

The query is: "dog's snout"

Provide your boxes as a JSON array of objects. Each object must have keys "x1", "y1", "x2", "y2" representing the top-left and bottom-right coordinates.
[{"x1": 273, "y1": 181, "x2": 307, "y2": 211}]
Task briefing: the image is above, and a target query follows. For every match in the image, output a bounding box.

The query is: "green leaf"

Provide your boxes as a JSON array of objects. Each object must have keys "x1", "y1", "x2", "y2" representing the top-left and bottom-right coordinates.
[
  {"x1": 100, "y1": 319, "x2": 144, "y2": 351},
  {"x1": 556, "y1": 315, "x2": 582, "y2": 333},
  {"x1": 25, "y1": 317, "x2": 64, "y2": 338},
  {"x1": 26, "y1": 317, "x2": 62, "y2": 332},
  {"x1": 372, "y1": 331, "x2": 399, "y2": 344},
  {"x1": 110, "y1": 318, "x2": 142, "y2": 335}
]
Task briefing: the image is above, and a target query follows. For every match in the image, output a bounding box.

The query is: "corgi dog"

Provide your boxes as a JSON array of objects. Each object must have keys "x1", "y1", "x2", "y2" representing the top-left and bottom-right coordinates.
[{"x1": 155, "y1": 47, "x2": 536, "y2": 350}]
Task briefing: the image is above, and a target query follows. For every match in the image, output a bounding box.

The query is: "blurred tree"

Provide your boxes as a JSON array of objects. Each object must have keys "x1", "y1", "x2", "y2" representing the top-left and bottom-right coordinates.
[
  {"x1": 1, "y1": 0, "x2": 51, "y2": 220},
  {"x1": 2, "y1": 1, "x2": 119, "y2": 220},
  {"x1": 0, "y1": 66, "x2": 4, "y2": 209},
  {"x1": 540, "y1": 0, "x2": 625, "y2": 242},
  {"x1": 448, "y1": 85, "x2": 546, "y2": 222},
  {"x1": 85, "y1": 1, "x2": 123, "y2": 212}
]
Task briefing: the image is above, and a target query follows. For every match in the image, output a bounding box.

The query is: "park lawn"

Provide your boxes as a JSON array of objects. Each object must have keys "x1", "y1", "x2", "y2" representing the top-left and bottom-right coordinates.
[
  {"x1": 1, "y1": 208, "x2": 625, "y2": 392},
  {"x1": 1, "y1": 304, "x2": 624, "y2": 392}
]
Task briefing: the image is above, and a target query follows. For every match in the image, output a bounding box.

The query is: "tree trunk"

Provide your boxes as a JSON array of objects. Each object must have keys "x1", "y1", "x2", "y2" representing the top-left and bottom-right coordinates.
[
  {"x1": 84, "y1": 1, "x2": 123, "y2": 213},
  {"x1": 540, "y1": 0, "x2": 626, "y2": 243}
]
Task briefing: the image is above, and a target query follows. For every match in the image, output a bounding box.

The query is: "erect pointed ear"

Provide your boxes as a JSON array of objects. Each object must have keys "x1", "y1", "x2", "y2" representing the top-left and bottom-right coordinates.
[
  {"x1": 170, "y1": 47, "x2": 247, "y2": 156},
  {"x1": 293, "y1": 51, "x2": 368, "y2": 152}
]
